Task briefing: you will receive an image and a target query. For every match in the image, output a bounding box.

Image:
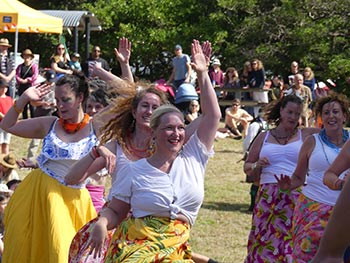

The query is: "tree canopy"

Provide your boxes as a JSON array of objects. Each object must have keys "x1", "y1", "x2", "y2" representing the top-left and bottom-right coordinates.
[{"x1": 6, "y1": 0, "x2": 350, "y2": 93}]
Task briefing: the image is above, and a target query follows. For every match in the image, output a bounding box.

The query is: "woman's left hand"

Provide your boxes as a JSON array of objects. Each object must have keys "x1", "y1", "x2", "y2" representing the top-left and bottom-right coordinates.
[{"x1": 97, "y1": 145, "x2": 116, "y2": 174}]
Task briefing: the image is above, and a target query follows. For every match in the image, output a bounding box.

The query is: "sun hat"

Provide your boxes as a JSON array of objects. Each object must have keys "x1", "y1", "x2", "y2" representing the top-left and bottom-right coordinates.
[
  {"x1": 0, "y1": 153, "x2": 17, "y2": 169},
  {"x1": 21, "y1": 49, "x2": 34, "y2": 59},
  {"x1": 0, "y1": 79, "x2": 9, "y2": 88},
  {"x1": 0, "y1": 38, "x2": 12, "y2": 47},
  {"x1": 212, "y1": 59, "x2": 221, "y2": 66},
  {"x1": 72, "y1": 52, "x2": 80, "y2": 58}
]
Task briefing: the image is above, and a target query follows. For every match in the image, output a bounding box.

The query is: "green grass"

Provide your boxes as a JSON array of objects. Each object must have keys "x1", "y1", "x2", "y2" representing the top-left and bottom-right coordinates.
[{"x1": 9, "y1": 132, "x2": 252, "y2": 263}]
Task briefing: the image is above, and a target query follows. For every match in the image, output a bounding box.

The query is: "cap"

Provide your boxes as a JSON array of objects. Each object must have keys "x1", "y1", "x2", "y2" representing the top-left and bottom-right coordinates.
[
  {"x1": 0, "y1": 79, "x2": 9, "y2": 88},
  {"x1": 72, "y1": 52, "x2": 80, "y2": 58},
  {"x1": 45, "y1": 70, "x2": 57, "y2": 83},
  {"x1": 212, "y1": 59, "x2": 221, "y2": 66},
  {"x1": 175, "y1": 44, "x2": 182, "y2": 50},
  {"x1": 0, "y1": 38, "x2": 12, "y2": 47}
]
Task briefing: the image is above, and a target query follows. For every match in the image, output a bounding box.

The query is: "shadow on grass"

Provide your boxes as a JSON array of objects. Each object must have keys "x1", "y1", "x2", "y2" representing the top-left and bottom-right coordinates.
[
  {"x1": 215, "y1": 149, "x2": 243, "y2": 154},
  {"x1": 201, "y1": 201, "x2": 252, "y2": 214}
]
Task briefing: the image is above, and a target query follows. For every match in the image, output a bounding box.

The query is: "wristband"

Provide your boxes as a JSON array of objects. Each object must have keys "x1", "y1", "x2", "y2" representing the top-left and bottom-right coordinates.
[
  {"x1": 91, "y1": 146, "x2": 100, "y2": 159},
  {"x1": 252, "y1": 162, "x2": 257, "y2": 171},
  {"x1": 13, "y1": 100, "x2": 23, "y2": 114}
]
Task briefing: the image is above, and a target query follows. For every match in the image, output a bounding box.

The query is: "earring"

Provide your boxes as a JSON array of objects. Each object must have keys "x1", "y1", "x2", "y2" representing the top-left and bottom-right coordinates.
[{"x1": 147, "y1": 137, "x2": 156, "y2": 155}]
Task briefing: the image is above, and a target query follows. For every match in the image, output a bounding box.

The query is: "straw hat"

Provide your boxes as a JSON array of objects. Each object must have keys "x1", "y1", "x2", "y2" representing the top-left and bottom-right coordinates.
[
  {"x1": 0, "y1": 38, "x2": 12, "y2": 47},
  {"x1": 0, "y1": 153, "x2": 17, "y2": 169},
  {"x1": 21, "y1": 49, "x2": 34, "y2": 59}
]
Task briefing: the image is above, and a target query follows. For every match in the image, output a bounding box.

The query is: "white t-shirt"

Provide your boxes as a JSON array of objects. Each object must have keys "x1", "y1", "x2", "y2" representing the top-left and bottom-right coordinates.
[{"x1": 111, "y1": 132, "x2": 213, "y2": 226}]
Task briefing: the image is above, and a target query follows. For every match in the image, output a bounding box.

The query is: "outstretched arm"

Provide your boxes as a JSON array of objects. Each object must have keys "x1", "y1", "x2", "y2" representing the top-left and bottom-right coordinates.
[
  {"x1": 114, "y1": 37, "x2": 133, "y2": 82},
  {"x1": 191, "y1": 40, "x2": 221, "y2": 150}
]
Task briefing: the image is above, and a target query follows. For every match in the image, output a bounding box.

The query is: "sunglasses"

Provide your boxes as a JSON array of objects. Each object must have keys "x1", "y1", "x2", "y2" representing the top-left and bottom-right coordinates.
[
  {"x1": 191, "y1": 104, "x2": 199, "y2": 107},
  {"x1": 232, "y1": 104, "x2": 240, "y2": 107},
  {"x1": 57, "y1": 47, "x2": 65, "y2": 50}
]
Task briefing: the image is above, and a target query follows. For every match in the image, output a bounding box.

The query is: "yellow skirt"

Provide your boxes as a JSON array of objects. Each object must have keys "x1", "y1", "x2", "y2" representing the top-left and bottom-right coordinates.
[{"x1": 2, "y1": 169, "x2": 97, "y2": 263}]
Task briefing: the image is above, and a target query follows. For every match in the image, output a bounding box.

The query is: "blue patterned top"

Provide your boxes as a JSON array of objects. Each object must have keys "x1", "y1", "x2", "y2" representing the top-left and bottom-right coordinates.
[{"x1": 37, "y1": 119, "x2": 98, "y2": 188}]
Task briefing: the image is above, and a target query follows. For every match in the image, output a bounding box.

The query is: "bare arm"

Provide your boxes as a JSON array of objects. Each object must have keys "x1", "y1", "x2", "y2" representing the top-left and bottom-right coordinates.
[
  {"x1": 323, "y1": 139, "x2": 350, "y2": 190},
  {"x1": 191, "y1": 40, "x2": 221, "y2": 150},
  {"x1": 0, "y1": 69, "x2": 15, "y2": 83},
  {"x1": 0, "y1": 84, "x2": 55, "y2": 138},
  {"x1": 51, "y1": 62, "x2": 73, "y2": 75},
  {"x1": 114, "y1": 37, "x2": 133, "y2": 82},
  {"x1": 65, "y1": 142, "x2": 116, "y2": 185}
]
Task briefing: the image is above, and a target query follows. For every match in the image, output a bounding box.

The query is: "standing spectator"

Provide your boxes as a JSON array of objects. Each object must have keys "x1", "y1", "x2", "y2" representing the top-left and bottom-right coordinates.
[
  {"x1": 243, "y1": 95, "x2": 318, "y2": 263},
  {"x1": 249, "y1": 59, "x2": 266, "y2": 117},
  {"x1": 0, "y1": 39, "x2": 15, "y2": 98},
  {"x1": 276, "y1": 92, "x2": 349, "y2": 262},
  {"x1": 209, "y1": 58, "x2": 224, "y2": 87},
  {"x1": 69, "y1": 52, "x2": 82, "y2": 74},
  {"x1": 15, "y1": 49, "x2": 39, "y2": 119},
  {"x1": 167, "y1": 44, "x2": 192, "y2": 89},
  {"x1": 0, "y1": 80, "x2": 13, "y2": 154},
  {"x1": 268, "y1": 75, "x2": 284, "y2": 101},
  {"x1": 303, "y1": 66, "x2": 316, "y2": 100},
  {"x1": 50, "y1": 43, "x2": 73, "y2": 78},
  {"x1": 0, "y1": 153, "x2": 19, "y2": 184},
  {"x1": 289, "y1": 73, "x2": 313, "y2": 127},
  {"x1": 82, "y1": 45, "x2": 110, "y2": 79},
  {"x1": 225, "y1": 98, "x2": 254, "y2": 138},
  {"x1": 284, "y1": 61, "x2": 300, "y2": 89},
  {"x1": 1, "y1": 76, "x2": 98, "y2": 263}
]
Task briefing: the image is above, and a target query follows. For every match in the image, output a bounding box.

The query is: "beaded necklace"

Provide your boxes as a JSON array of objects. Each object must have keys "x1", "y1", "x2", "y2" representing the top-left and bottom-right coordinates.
[
  {"x1": 270, "y1": 127, "x2": 298, "y2": 145},
  {"x1": 126, "y1": 133, "x2": 150, "y2": 158},
  {"x1": 59, "y1": 113, "x2": 90, "y2": 134}
]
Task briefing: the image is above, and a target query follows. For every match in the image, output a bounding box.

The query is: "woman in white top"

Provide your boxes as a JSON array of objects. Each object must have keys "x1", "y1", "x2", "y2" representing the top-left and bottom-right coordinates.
[
  {"x1": 243, "y1": 95, "x2": 318, "y2": 263},
  {"x1": 87, "y1": 40, "x2": 220, "y2": 262},
  {"x1": 277, "y1": 92, "x2": 349, "y2": 262}
]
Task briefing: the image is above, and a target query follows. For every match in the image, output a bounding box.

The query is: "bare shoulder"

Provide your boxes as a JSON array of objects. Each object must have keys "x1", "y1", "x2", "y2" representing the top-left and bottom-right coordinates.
[{"x1": 301, "y1": 127, "x2": 320, "y2": 139}]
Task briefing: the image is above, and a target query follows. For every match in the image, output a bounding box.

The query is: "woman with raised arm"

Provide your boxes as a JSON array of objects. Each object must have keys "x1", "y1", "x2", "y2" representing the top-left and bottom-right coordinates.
[
  {"x1": 243, "y1": 95, "x2": 318, "y2": 263},
  {"x1": 276, "y1": 92, "x2": 349, "y2": 262},
  {"x1": 1, "y1": 75, "x2": 97, "y2": 263},
  {"x1": 84, "y1": 39, "x2": 220, "y2": 262}
]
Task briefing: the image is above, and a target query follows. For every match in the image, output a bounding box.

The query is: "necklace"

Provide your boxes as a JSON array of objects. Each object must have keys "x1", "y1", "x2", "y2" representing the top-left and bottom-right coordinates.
[
  {"x1": 59, "y1": 113, "x2": 90, "y2": 134},
  {"x1": 127, "y1": 133, "x2": 150, "y2": 158},
  {"x1": 271, "y1": 127, "x2": 298, "y2": 145}
]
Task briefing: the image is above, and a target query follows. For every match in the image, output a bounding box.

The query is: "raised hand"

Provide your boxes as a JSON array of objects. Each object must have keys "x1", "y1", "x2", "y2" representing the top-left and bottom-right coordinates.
[
  {"x1": 191, "y1": 40, "x2": 211, "y2": 73},
  {"x1": 201, "y1": 40, "x2": 212, "y2": 66},
  {"x1": 23, "y1": 83, "x2": 52, "y2": 102},
  {"x1": 114, "y1": 37, "x2": 131, "y2": 64}
]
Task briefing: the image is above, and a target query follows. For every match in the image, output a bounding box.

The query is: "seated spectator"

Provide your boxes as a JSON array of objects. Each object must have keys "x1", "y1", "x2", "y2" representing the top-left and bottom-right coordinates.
[
  {"x1": 50, "y1": 44, "x2": 73, "y2": 78},
  {"x1": 185, "y1": 99, "x2": 200, "y2": 124},
  {"x1": 69, "y1": 52, "x2": 82, "y2": 74},
  {"x1": 223, "y1": 67, "x2": 240, "y2": 100},
  {"x1": 268, "y1": 75, "x2": 284, "y2": 101},
  {"x1": 224, "y1": 98, "x2": 254, "y2": 138},
  {"x1": 0, "y1": 153, "x2": 19, "y2": 184}
]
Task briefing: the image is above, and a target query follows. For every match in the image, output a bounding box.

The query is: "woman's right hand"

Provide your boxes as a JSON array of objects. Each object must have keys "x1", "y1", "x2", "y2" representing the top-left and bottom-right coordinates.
[
  {"x1": 274, "y1": 174, "x2": 291, "y2": 191},
  {"x1": 89, "y1": 218, "x2": 108, "y2": 258}
]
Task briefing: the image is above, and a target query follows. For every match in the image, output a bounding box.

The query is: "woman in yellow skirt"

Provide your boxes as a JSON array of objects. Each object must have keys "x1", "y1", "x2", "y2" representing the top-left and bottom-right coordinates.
[{"x1": 0, "y1": 75, "x2": 98, "y2": 263}]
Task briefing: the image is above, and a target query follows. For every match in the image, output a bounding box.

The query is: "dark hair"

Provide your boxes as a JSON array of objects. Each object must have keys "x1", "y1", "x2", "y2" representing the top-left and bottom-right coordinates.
[
  {"x1": 56, "y1": 75, "x2": 89, "y2": 103},
  {"x1": 314, "y1": 91, "x2": 349, "y2": 120},
  {"x1": 6, "y1": 179, "x2": 21, "y2": 190},
  {"x1": 264, "y1": 94, "x2": 303, "y2": 126},
  {"x1": 88, "y1": 88, "x2": 112, "y2": 107}
]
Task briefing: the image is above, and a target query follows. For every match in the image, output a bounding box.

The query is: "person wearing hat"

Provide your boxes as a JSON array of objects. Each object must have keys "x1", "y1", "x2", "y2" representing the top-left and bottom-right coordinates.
[
  {"x1": 0, "y1": 79, "x2": 14, "y2": 154},
  {"x1": 0, "y1": 38, "x2": 16, "y2": 99},
  {"x1": 167, "y1": 44, "x2": 192, "y2": 89},
  {"x1": 15, "y1": 49, "x2": 39, "y2": 119},
  {"x1": 209, "y1": 58, "x2": 224, "y2": 89},
  {"x1": 0, "y1": 153, "x2": 19, "y2": 185},
  {"x1": 69, "y1": 52, "x2": 82, "y2": 73}
]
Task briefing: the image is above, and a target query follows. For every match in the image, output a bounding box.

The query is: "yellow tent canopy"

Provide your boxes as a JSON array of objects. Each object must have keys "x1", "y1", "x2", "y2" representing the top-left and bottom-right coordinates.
[{"x1": 0, "y1": 0, "x2": 63, "y2": 34}]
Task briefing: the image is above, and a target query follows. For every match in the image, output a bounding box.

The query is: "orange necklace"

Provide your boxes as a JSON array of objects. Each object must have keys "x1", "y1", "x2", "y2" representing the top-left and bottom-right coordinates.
[
  {"x1": 59, "y1": 113, "x2": 90, "y2": 134},
  {"x1": 127, "y1": 133, "x2": 149, "y2": 158}
]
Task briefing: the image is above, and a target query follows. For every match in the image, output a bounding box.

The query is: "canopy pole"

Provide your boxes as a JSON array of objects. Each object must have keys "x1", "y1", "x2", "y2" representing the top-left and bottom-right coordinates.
[
  {"x1": 85, "y1": 16, "x2": 90, "y2": 60},
  {"x1": 14, "y1": 27, "x2": 18, "y2": 67}
]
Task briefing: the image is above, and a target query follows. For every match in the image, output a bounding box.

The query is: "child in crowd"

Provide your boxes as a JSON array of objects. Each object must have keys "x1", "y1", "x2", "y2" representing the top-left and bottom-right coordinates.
[
  {"x1": 0, "y1": 80, "x2": 14, "y2": 154},
  {"x1": 69, "y1": 52, "x2": 82, "y2": 73}
]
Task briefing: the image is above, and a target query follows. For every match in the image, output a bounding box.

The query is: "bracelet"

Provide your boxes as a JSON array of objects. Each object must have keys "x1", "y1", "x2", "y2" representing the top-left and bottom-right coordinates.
[
  {"x1": 13, "y1": 100, "x2": 23, "y2": 114},
  {"x1": 91, "y1": 146, "x2": 100, "y2": 159},
  {"x1": 89, "y1": 151, "x2": 97, "y2": 160}
]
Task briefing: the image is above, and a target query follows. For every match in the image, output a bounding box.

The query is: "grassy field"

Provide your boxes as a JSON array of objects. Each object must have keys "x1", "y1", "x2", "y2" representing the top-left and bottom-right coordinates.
[{"x1": 10, "y1": 131, "x2": 252, "y2": 263}]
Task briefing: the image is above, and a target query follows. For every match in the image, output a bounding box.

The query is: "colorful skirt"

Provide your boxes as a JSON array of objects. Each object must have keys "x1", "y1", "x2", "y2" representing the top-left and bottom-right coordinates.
[
  {"x1": 291, "y1": 194, "x2": 333, "y2": 263},
  {"x1": 69, "y1": 202, "x2": 115, "y2": 263},
  {"x1": 245, "y1": 183, "x2": 300, "y2": 263},
  {"x1": 105, "y1": 216, "x2": 193, "y2": 263},
  {"x1": 2, "y1": 169, "x2": 97, "y2": 263}
]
